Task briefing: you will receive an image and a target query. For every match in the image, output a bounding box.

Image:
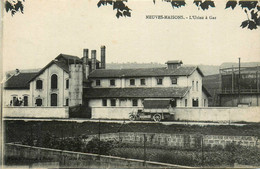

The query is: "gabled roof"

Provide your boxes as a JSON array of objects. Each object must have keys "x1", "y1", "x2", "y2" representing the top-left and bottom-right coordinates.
[
  {"x1": 89, "y1": 66, "x2": 204, "y2": 78},
  {"x1": 4, "y1": 72, "x2": 38, "y2": 89},
  {"x1": 84, "y1": 87, "x2": 190, "y2": 99},
  {"x1": 55, "y1": 54, "x2": 83, "y2": 64},
  {"x1": 28, "y1": 60, "x2": 70, "y2": 82}
]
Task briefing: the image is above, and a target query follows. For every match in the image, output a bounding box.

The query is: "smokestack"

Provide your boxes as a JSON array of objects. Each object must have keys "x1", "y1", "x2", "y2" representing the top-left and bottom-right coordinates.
[
  {"x1": 83, "y1": 49, "x2": 89, "y2": 80},
  {"x1": 91, "y1": 50, "x2": 97, "y2": 71},
  {"x1": 101, "y1": 46, "x2": 106, "y2": 69}
]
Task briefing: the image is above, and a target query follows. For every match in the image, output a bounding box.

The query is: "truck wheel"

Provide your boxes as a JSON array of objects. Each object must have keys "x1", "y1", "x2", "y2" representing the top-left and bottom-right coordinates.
[
  {"x1": 129, "y1": 115, "x2": 135, "y2": 121},
  {"x1": 153, "y1": 114, "x2": 161, "y2": 122}
]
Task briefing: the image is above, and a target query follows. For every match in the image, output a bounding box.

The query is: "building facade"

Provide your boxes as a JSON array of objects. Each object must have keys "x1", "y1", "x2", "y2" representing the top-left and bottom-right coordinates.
[{"x1": 4, "y1": 46, "x2": 211, "y2": 118}]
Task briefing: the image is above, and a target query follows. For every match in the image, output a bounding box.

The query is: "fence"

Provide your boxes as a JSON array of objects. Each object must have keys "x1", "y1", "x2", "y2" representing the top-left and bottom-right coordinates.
[{"x1": 5, "y1": 143, "x2": 192, "y2": 168}]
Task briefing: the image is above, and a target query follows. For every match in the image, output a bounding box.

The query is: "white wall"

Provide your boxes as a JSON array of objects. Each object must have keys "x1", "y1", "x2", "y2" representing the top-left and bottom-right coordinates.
[
  {"x1": 174, "y1": 107, "x2": 260, "y2": 122},
  {"x1": 3, "y1": 107, "x2": 69, "y2": 118},
  {"x1": 91, "y1": 107, "x2": 141, "y2": 119},
  {"x1": 91, "y1": 106, "x2": 260, "y2": 122},
  {"x1": 4, "y1": 89, "x2": 31, "y2": 106},
  {"x1": 29, "y1": 64, "x2": 69, "y2": 107}
]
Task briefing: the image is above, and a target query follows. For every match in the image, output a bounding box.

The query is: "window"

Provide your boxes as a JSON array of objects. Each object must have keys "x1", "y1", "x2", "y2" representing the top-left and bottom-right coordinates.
[
  {"x1": 96, "y1": 80, "x2": 101, "y2": 86},
  {"x1": 185, "y1": 99, "x2": 187, "y2": 107},
  {"x1": 157, "y1": 78, "x2": 163, "y2": 85},
  {"x1": 204, "y1": 99, "x2": 206, "y2": 107},
  {"x1": 12, "y1": 96, "x2": 18, "y2": 106},
  {"x1": 110, "y1": 79, "x2": 115, "y2": 86},
  {"x1": 66, "y1": 98, "x2": 69, "y2": 106},
  {"x1": 23, "y1": 96, "x2": 28, "y2": 106},
  {"x1": 36, "y1": 98, "x2": 42, "y2": 106},
  {"x1": 132, "y1": 99, "x2": 138, "y2": 106},
  {"x1": 171, "y1": 77, "x2": 177, "y2": 84},
  {"x1": 51, "y1": 93, "x2": 58, "y2": 106},
  {"x1": 51, "y1": 74, "x2": 58, "y2": 89},
  {"x1": 192, "y1": 81, "x2": 194, "y2": 91},
  {"x1": 196, "y1": 81, "x2": 198, "y2": 91},
  {"x1": 140, "y1": 79, "x2": 146, "y2": 85},
  {"x1": 192, "y1": 98, "x2": 199, "y2": 107},
  {"x1": 36, "y1": 80, "x2": 43, "y2": 89},
  {"x1": 170, "y1": 99, "x2": 177, "y2": 107},
  {"x1": 102, "y1": 99, "x2": 107, "y2": 106},
  {"x1": 66, "y1": 79, "x2": 69, "y2": 89},
  {"x1": 130, "y1": 79, "x2": 135, "y2": 86},
  {"x1": 110, "y1": 99, "x2": 116, "y2": 106}
]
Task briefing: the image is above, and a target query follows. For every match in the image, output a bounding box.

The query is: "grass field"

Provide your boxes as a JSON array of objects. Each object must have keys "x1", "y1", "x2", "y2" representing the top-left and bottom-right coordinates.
[{"x1": 4, "y1": 120, "x2": 260, "y2": 143}]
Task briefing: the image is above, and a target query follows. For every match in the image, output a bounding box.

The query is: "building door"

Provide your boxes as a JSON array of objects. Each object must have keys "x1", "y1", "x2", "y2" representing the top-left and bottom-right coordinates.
[
  {"x1": 36, "y1": 98, "x2": 42, "y2": 106},
  {"x1": 23, "y1": 96, "x2": 28, "y2": 106},
  {"x1": 51, "y1": 93, "x2": 58, "y2": 106}
]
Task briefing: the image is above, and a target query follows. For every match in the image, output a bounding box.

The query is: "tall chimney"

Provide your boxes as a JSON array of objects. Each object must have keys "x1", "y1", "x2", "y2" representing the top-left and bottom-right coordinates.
[
  {"x1": 91, "y1": 50, "x2": 97, "y2": 71},
  {"x1": 101, "y1": 46, "x2": 106, "y2": 69},
  {"x1": 83, "y1": 49, "x2": 89, "y2": 80}
]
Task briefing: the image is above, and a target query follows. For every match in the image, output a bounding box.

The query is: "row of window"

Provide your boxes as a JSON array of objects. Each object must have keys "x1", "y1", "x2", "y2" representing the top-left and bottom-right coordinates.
[
  {"x1": 10, "y1": 96, "x2": 28, "y2": 106},
  {"x1": 36, "y1": 75, "x2": 69, "y2": 90},
  {"x1": 11, "y1": 95, "x2": 69, "y2": 107},
  {"x1": 102, "y1": 99, "x2": 138, "y2": 107},
  {"x1": 35, "y1": 96, "x2": 69, "y2": 107},
  {"x1": 95, "y1": 77, "x2": 178, "y2": 87},
  {"x1": 192, "y1": 80, "x2": 199, "y2": 91},
  {"x1": 100, "y1": 98, "x2": 206, "y2": 107}
]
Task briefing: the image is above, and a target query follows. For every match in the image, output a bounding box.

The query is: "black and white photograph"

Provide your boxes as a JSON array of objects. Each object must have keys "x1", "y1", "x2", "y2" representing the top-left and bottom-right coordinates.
[{"x1": 1, "y1": 0, "x2": 260, "y2": 168}]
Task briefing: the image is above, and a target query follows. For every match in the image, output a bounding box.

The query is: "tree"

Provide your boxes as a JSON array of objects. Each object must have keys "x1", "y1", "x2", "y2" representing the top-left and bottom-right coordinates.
[
  {"x1": 225, "y1": 1, "x2": 260, "y2": 30},
  {"x1": 4, "y1": 0, "x2": 260, "y2": 30},
  {"x1": 5, "y1": 0, "x2": 25, "y2": 16},
  {"x1": 97, "y1": 0, "x2": 260, "y2": 30}
]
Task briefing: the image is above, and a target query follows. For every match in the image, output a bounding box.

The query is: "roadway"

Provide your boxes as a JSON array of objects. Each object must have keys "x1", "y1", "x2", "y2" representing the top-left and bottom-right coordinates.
[{"x1": 3, "y1": 117, "x2": 247, "y2": 126}]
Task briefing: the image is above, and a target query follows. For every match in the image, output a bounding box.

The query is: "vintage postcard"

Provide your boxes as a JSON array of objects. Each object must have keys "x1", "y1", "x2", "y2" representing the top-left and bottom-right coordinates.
[{"x1": 1, "y1": 0, "x2": 260, "y2": 168}]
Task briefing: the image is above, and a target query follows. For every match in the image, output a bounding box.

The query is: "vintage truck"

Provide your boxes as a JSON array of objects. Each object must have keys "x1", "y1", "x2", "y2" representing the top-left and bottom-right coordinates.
[{"x1": 129, "y1": 99, "x2": 175, "y2": 122}]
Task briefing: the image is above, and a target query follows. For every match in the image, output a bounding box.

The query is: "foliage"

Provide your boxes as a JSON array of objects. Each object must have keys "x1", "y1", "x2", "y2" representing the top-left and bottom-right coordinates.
[
  {"x1": 4, "y1": 0, "x2": 260, "y2": 30},
  {"x1": 84, "y1": 137, "x2": 115, "y2": 155},
  {"x1": 97, "y1": 0, "x2": 131, "y2": 18},
  {"x1": 109, "y1": 144, "x2": 260, "y2": 167},
  {"x1": 5, "y1": 0, "x2": 25, "y2": 16},
  {"x1": 226, "y1": 1, "x2": 260, "y2": 30}
]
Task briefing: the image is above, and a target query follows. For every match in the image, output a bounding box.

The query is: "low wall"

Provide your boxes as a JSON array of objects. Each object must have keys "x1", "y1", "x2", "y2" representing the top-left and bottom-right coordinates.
[
  {"x1": 91, "y1": 107, "x2": 141, "y2": 119},
  {"x1": 5, "y1": 143, "x2": 191, "y2": 168},
  {"x1": 86, "y1": 132, "x2": 260, "y2": 149},
  {"x1": 174, "y1": 107, "x2": 260, "y2": 122},
  {"x1": 3, "y1": 107, "x2": 69, "y2": 118},
  {"x1": 91, "y1": 107, "x2": 260, "y2": 122}
]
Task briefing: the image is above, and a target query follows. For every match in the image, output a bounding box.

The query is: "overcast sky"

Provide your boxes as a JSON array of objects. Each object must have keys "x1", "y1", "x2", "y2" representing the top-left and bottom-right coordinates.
[{"x1": 3, "y1": 0, "x2": 260, "y2": 72}]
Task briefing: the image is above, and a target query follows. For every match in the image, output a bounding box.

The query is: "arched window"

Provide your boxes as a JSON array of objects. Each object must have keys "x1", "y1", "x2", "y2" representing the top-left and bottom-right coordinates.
[
  {"x1": 36, "y1": 80, "x2": 43, "y2": 89},
  {"x1": 51, "y1": 93, "x2": 58, "y2": 106},
  {"x1": 51, "y1": 74, "x2": 58, "y2": 89},
  {"x1": 36, "y1": 98, "x2": 42, "y2": 106}
]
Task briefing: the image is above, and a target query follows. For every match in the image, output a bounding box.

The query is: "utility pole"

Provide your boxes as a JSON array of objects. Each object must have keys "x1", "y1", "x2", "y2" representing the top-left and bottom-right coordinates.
[
  {"x1": 98, "y1": 119, "x2": 101, "y2": 155},
  {"x1": 201, "y1": 135, "x2": 204, "y2": 167},
  {"x1": 143, "y1": 134, "x2": 146, "y2": 166},
  {"x1": 238, "y1": 58, "x2": 241, "y2": 105}
]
